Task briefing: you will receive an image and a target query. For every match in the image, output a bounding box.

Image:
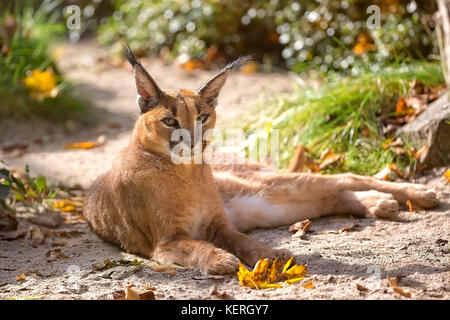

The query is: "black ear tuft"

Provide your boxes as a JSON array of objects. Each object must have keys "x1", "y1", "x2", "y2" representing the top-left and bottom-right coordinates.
[
  {"x1": 122, "y1": 43, "x2": 164, "y2": 114},
  {"x1": 122, "y1": 43, "x2": 140, "y2": 68},
  {"x1": 195, "y1": 56, "x2": 254, "y2": 108}
]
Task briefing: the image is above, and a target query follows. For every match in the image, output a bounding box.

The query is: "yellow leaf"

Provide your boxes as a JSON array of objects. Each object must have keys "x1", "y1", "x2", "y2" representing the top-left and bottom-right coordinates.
[
  {"x1": 64, "y1": 135, "x2": 106, "y2": 150},
  {"x1": 61, "y1": 205, "x2": 75, "y2": 212},
  {"x1": 445, "y1": 170, "x2": 450, "y2": 184},
  {"x1": 64, "y1": 141, "x2": 97, "y2": 149},
  {"x1": 16, "y1": 274, "x2": 26, "y2": 282},
  {"x1": 237, "y1": 257, "x2": 307, "y2": 289},
  {"x1": 302, "y1": 280, "x2": 315, "y2": 289},
  {"x1": 241, "y1": 61, "x2": 259, "y2": 75},
  {"x1": 285, "y1": 277, "x2": 304, "y2": 284},
  {"x1": 181, "y1": 60, "x2": 204, "y2": 71},
  {"x1": 23, "y1": 69, "x2": 57, "y2": 100}
]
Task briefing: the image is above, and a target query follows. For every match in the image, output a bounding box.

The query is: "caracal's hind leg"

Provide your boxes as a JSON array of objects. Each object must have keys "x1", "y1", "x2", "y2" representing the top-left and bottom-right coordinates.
[
  {"x1": 253, "y1": 172, "x2": 438, "y2": 209},
  {"x1": 335, "y1": 190, "x2": 399, "y2": 219},
  {"x1": 214, "y1": 168, "x2": 438, "y2": 231}
]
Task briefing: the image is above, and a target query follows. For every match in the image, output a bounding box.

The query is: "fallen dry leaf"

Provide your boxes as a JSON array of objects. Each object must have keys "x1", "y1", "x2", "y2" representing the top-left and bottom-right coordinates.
[
  {"x1": 210, "y1": 286, "x2": 235, "y2": 300},
  {"x1": 113, "y1": 285, "x2": 155, "y2": 300},
  {"x1": 352, "y1": 34, "x2": 376, "y2": 55},
  {"x1": 406, "y1": 200, "x2": 413, "y2": 212},
  {"x1": 373, "y1": 164, "x2": 403, "y2": 181},
  {"x1": 413, "y1": 144, "x2": 429, "y2": 160},
  {"x1": 46, "y1": 248, "x2": 69, "y2": 259},
  {"x1": 356, "y1": 283, "x2": 369, "y2": 292},
  {"x1": 289, "y1": 219, "x2": 312, "y2": 239},
  {"x1": 395, "y1": 97, "x2": 415, "y2": 117},
  {"x1": 52, "y1": 199, "x2": 83, "y2": 213},
  {"x1": 241, "y1": 61, "x2": 258, "y2": 75},
  {"x1": 150, "y1": 265, "x2": 177, "y2": 275},
  {"x1": 92, "y1": 259, "x2": 117, "y2": 271},
  {"x1": 64, "y1": 135, "x2": 106, "y2": 150},
  {"x1": 237, "y1": 257, "x2": 307, "y2": 289},
  {"x1": 16, "y1": 274, "x2": 26, "y2": 282},
  {"x1": 323, "y1": 224, "x2": 362, "y2": 234},
  {"x1": 387, "y1": 276, "x2": 412, "y2": 298},
  {"x1": 1, "y1": 143, "x2": 29, "y2": 157},
  {"x1": 302, "y1": 280, "x2": 315, "y2": 289},
  {"x1": 181, "y1": 60, "x2": 205, "y2": 71},
  {"x1": 319, "y1": 148, "x2": 344, "y2": 170},
  {"x1": 445, "y1": 170, "x2": 450, "y2": 184}
]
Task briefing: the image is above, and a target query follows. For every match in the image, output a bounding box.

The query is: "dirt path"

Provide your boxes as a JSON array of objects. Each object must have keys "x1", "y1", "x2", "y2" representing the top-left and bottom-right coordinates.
[{"x1": 0, "y1": 41, "x2": 449, "y2": 300}]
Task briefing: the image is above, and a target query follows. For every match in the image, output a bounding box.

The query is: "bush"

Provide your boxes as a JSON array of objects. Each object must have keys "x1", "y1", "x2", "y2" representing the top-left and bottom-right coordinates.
[
  {"x1": 0, "y1": 1, "x2": 87, "y2": 122},
  {"x1": 231, "y1": 62, "x2": 445, "y2": 175},
  {"x1": 98, "y1": 0, "x2": 439, "y2": 72}
]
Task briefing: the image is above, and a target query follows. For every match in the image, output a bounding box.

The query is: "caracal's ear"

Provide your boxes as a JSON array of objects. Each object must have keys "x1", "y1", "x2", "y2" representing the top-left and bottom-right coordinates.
[
  {"x1": 123, "y1": 43, "x2": 164, "y2": 113},
  {"x1": 195, "y1": 56, "x2": 253, "y2": 108}
]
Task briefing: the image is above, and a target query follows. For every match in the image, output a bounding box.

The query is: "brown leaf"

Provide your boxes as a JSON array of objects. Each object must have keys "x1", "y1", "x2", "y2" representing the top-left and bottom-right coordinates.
[
  {"x1": 92, "y1": 259, "x2": 116, "y2": 271},
  {"x1": 356, "y1": 283, "x2": 368, "y2": 292},
  {"x1": 150, "y1": 265, "x2": 177, "y2": 275},
  {"x1": 373, "y1": 164, "x2": 402, "y2": 181},
  {"x1": 387, "y1": 276, "x2": 412, "y2": 298},
  {"x1": 16, "y1": 274, "x2": 26, "y2": 282},
  {"x1": 46, "y1": 248, "x2": 69, "y2": 259},
  {"x1": 289, "y1": 219, "x2": 312, "y2": 239},
  {"x1": 413, "y1": 144, "x2": 429, "y2": 160},
  {"x1": 1, "y1": 143, "x2": 29, "y2": 157},
  {"x1": 302, "y1": 280, "x2": 315, "y2": 289},
  {"x1": 181, "y1": 60, "x2": 205, "y2": 71},
  {"x1": 319, "y1": 149, "x2": 344, "y2": 170},
  {"x1": 210, "y1": 286, "x2": 235, "y2": 300},
  {"x1": 114, "y1": 285, "x2": 155, "y2": 300},
  {"x1": 112, "y1": 289, "x2": 126, "y2": 300},
  {"x1": 406, "y1": 200, "x2": 413, "y2": 212},
  {"x1": 324, "y1": 224, "x2": 362, "y2": 234},
  {"x1": 395, "y1": 97, "x2": 414, "y2": 117},
  {"x1": 108, "y1": 123, "x2": 121, "y2": 129}
]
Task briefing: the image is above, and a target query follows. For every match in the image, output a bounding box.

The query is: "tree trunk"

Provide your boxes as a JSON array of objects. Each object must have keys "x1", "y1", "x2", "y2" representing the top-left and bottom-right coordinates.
[{"x1": 436, "y1": 0, "x2": 450, "y2": 101}]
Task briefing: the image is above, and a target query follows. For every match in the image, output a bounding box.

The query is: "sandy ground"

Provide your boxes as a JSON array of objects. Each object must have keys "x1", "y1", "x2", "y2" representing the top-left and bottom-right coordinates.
[{"x1": 0, "y1": 41, "x2": 449, "y2": 300}]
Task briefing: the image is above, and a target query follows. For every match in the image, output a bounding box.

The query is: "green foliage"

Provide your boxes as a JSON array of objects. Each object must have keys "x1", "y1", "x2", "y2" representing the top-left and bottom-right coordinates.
[
  {"x1": 0, "y1": 165, "x2": 58, "y2": 215},
  {"x1": 98, "y1": 0, "x2": 439, "y2": 71},
  {"x1": 232, "y1": 62, "x2": 445, "y2": 175},
  {"x1": 0, "y1": 1, "x2": 87, "y2": 121}
]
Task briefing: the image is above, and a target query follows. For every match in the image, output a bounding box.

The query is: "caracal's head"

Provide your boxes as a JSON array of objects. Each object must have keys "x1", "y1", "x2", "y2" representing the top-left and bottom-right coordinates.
[{"x1": 123, "y1": 44, "x2": 250, "y2": 158}]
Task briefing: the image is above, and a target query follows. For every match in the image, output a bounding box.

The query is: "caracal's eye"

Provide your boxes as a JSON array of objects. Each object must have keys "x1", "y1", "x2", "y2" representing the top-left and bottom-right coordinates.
[
  {"x1": 198, "y1": 113, "x2": 209, "y2": 123},
  {"x1": 162, "y1": 117, "x2": 178, "y2": 127}
]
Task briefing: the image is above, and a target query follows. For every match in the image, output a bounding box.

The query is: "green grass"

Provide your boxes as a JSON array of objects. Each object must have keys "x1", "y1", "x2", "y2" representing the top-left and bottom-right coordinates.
[
  {"x1": 0, "y1": 1, "x2": 88, "y2": 122},
  {"x1": 230, "y1": 61, "x2": 445, "y2": 175}
]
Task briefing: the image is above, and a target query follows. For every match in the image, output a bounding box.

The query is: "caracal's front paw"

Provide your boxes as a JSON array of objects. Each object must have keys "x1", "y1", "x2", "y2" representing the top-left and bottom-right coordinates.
[
  {"x1": 406, "y1": 185, "x2": 438, "y2": 209},
  {"x1": 203, "y1": 251, "x2": 240, "y2": 275}
]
